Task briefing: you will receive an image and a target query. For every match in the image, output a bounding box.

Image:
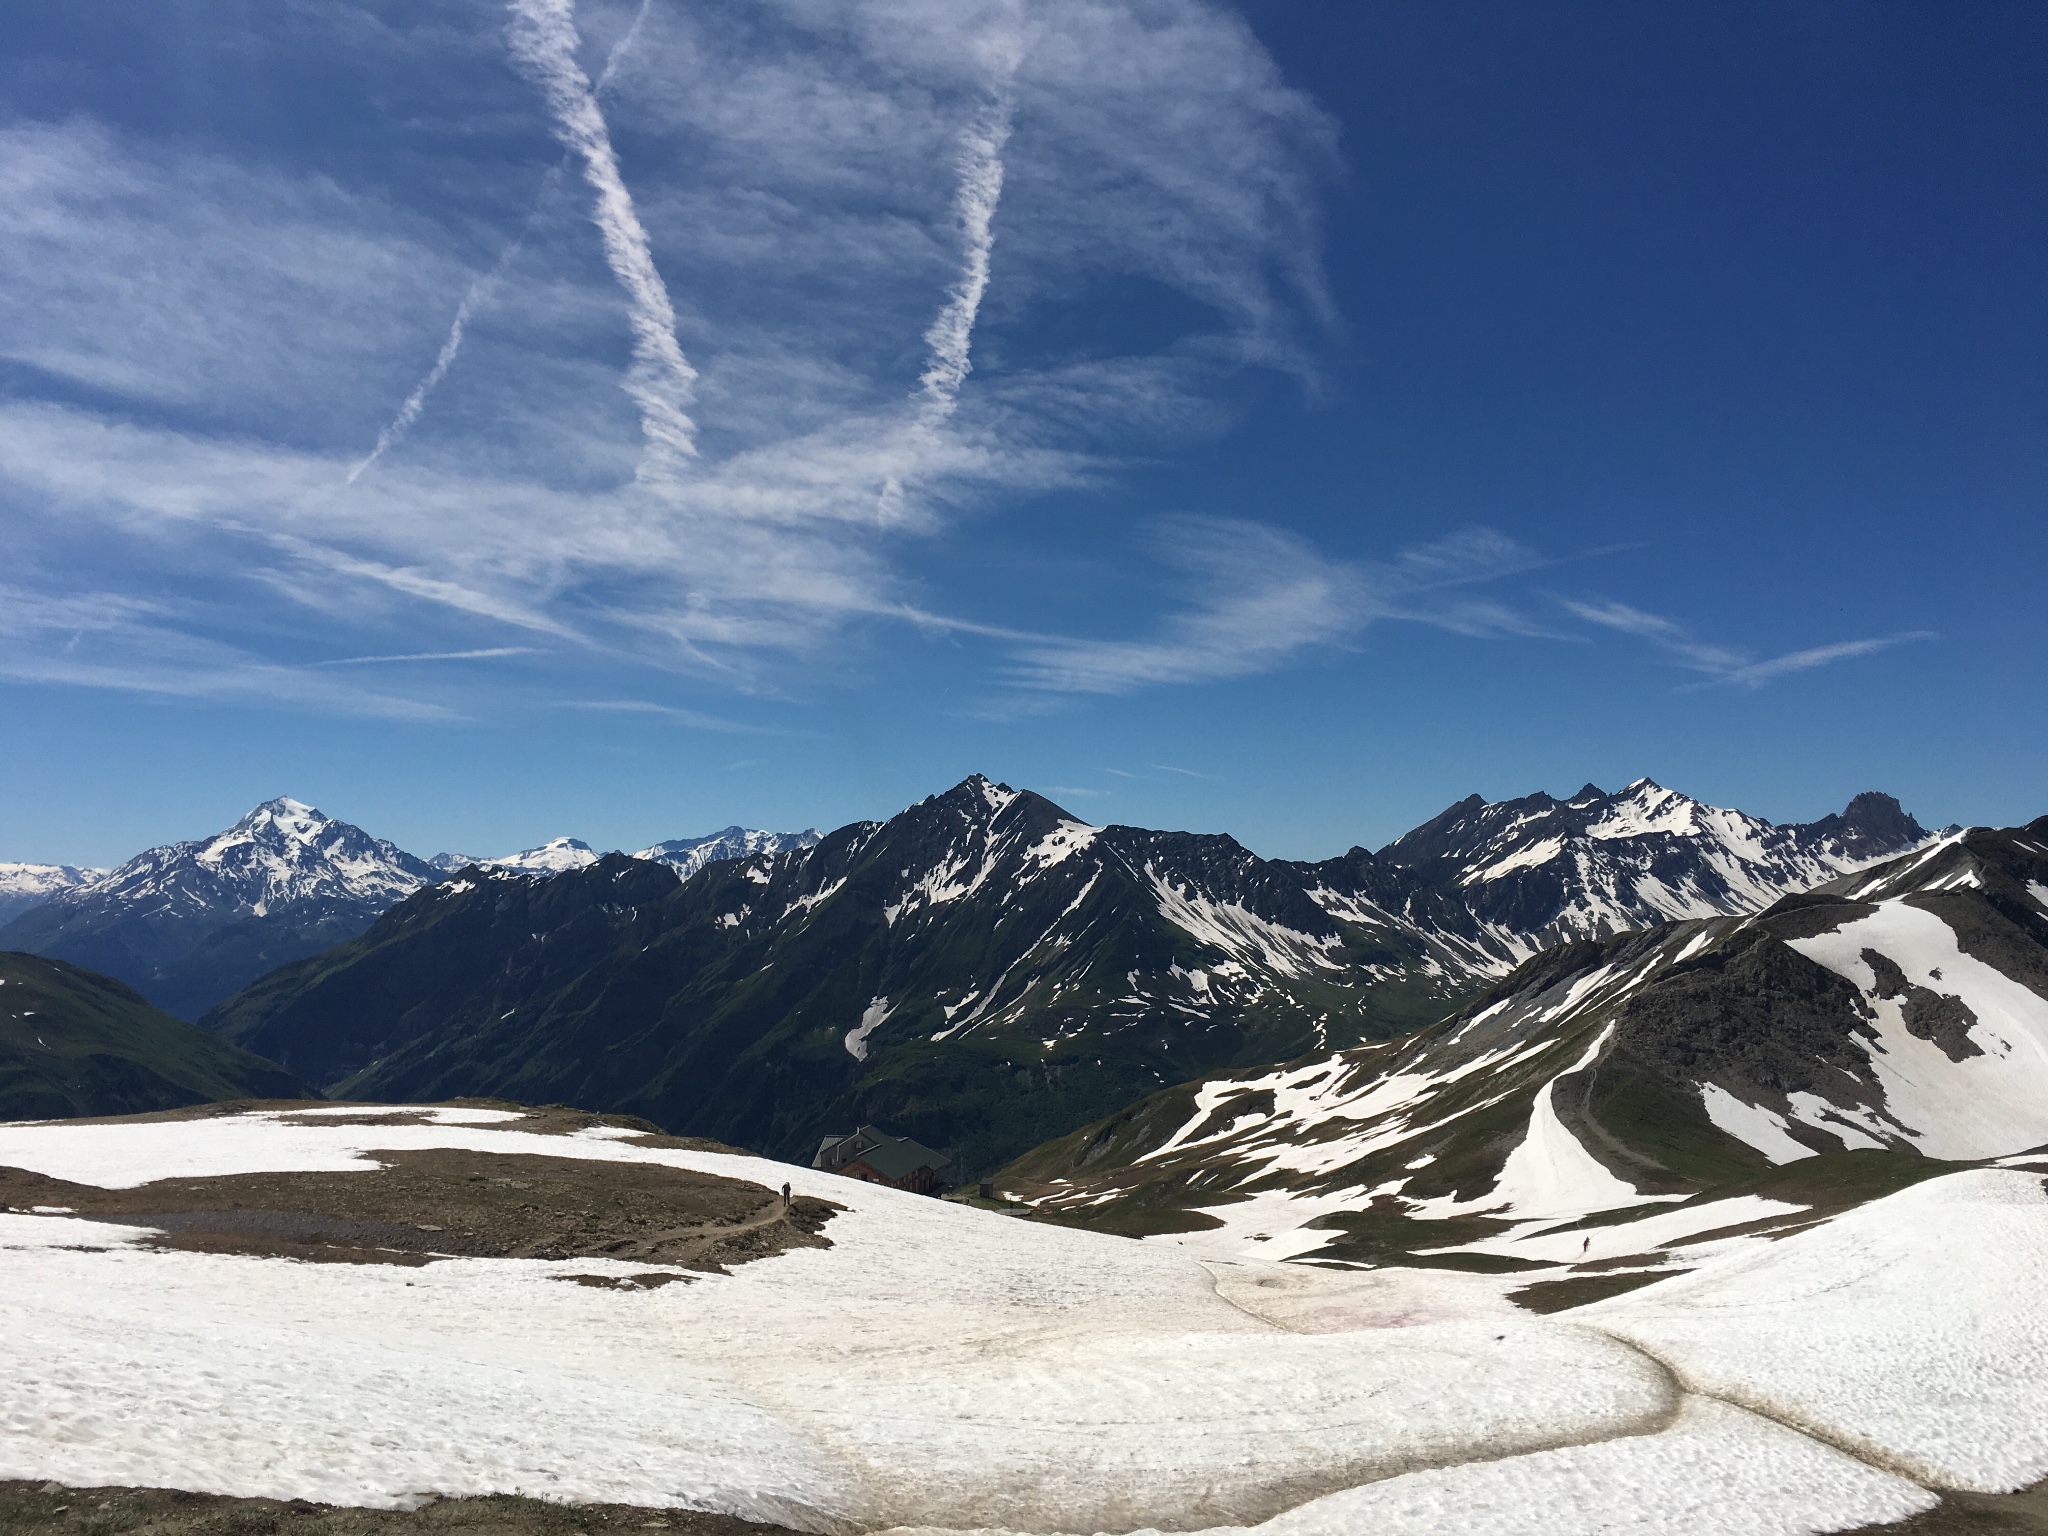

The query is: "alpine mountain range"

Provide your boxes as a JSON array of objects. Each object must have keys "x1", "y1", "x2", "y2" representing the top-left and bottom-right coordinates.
[
  {"x1": 0, "y1": 771, "x2": 1923, "y2": 1175},
  {"x1": 0, "y1": 799, "x2": 820, "y2": 1021}
]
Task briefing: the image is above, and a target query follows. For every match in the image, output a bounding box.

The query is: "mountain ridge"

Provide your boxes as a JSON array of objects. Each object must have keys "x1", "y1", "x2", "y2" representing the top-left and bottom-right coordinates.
[
  {"x1": 0, "y1": 803, "x2": 832, "y2": 1018},
  {"x1": 0, "y1": 798, "x2": 440, "y2": 1021},
  {"x1": 997, "y1": 814, "x2": 2048, "y2": 1268},
  {"x1": 199, "y1": 773, "x2": 1934, "y2": 1176}
]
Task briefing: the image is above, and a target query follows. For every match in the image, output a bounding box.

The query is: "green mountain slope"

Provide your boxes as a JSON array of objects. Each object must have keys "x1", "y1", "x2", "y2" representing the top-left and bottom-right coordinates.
[{"x1": 0, "y1": 951, "x2": 313, "y2": 1120}]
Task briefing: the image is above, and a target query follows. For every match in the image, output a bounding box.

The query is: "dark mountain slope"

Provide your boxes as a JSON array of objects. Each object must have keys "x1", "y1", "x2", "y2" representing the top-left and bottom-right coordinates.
[
  {"x1": 0, "y1": 951, "x2": 311, "y2": 1120},
  {"x1": 208, "y1": 780, "x2": 1468, "y2": 1174}
]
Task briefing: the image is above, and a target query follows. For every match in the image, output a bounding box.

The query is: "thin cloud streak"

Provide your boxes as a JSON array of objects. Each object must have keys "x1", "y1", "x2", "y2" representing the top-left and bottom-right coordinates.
[
  {"x1": 1008, "y1": 519, "x2": 1548, "y2": 695},
  {"x1": 348, "y1": 2, "x2": 653, "y2": 485},
  {"x1": 347, "y1": 282, "x2": 489, "y2": 484},
  {"x1": 880, "y1": 36, "x2": 1023, "y2": 524},
  {"x1": 506, "y1": 0, "x2": 698, "y2": 474},
  {"x1": 310, "y1": 647, "x2": 540, "y2": 666},
  {"x1": 1562, "y1": 597, "x2": 1935, "y2": 688},
  {"x1": 0, "y1": 585, "x2": 459, "y2": 720},
  {"x1": 553, "y1": 698, "x2": 762, "y2": 732},
  {"x1": 918, "y1": 100, "x2": 1014, "y2": 423}
]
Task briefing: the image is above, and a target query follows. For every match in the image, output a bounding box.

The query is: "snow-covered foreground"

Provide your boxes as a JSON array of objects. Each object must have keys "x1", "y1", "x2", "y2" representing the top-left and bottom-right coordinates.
[{"x1": 0, "y1": 1108, "x2": 2042, "y2": 1536}]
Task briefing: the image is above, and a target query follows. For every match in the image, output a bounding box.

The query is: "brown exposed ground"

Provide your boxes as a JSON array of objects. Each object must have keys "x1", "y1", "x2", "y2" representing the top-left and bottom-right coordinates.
[
  {"x1": 0, "y1": 1482, "x2": 803, "y2": 1536},
  {"x1": 1856, "y1": 1482, "x2": 2048, "y2": 1534},
  {"x1": 0, "y1": 1107, "x2": 837, "y2": 1274},
  {"x1": 6, "y1": 1474, "x2": 2041, "y2": 1536}
]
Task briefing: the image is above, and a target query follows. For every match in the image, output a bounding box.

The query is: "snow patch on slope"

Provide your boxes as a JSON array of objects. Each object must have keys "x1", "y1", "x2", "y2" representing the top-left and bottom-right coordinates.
[
  {"x1": 1788, "y1": 903, "x2": 2048, "y2": 1159},
  {"x1": 845, "y1": 997, "x2": 894, "y2": 1062},
  {"x1": 1700, "y1": 1085, "x2": 1817, "y2": 1165},
  {"x1": 1148, "y1": 871, "x2": 1340, "y2": 979}
]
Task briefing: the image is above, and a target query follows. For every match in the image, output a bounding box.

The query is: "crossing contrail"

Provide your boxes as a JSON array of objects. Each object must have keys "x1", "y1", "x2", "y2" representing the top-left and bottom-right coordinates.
[
  {"x1": 349, "y1": 0, "x2": 656, "y2": 484},
  {"x1": 508, "y1": 0, "x2": 697, "y2": 476},
  {"x1": 878, "y1": 72, "x2": 1019, "y2": 522}
]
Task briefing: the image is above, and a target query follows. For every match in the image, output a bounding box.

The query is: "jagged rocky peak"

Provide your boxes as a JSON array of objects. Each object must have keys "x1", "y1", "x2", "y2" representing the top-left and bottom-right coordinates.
[
  {"x1": 1803, "y1": 791, "x2": 1929, "y2": 861},
  {"x1": 896, "y1": 775, "x2": 1077, "y2": 846},
  {"x1": 1370, "y1": 778, "x2": 1935, "y2": 946}
]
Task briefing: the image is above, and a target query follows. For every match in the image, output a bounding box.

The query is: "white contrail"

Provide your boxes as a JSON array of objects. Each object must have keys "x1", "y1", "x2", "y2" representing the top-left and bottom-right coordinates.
[
  {"x1": 348, "y1": 276, "x2": 490, "y2": 484},
  {"x1": 917, "y1": 98, "x2": 1013, "y2": 424},
  {"x1": 507, "y1": 0, "x2": 698, "y2": 472},
  {"x1": 876, "y1": 86, "x2": 1017, "y2": 522},
  {"x1": 349, "y1": 0, "x2": 654, "y2": 484}
]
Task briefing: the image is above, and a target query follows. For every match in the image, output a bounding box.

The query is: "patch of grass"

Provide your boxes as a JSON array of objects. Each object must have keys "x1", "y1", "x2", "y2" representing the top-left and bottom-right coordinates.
[
  {"x1": 1510, "y1": 1269, "x2": 1677, "y2": 1313},
  {"x1": 1572, "y1": 1046, "x2": 1774, "y2": 1189},
  {"x1": 1297, "y1": 1207, "x2": 1541, "y2": 1270},
  {"x1": 1033, "y1": 1202, "x2": 1227, "y2": 1238}
]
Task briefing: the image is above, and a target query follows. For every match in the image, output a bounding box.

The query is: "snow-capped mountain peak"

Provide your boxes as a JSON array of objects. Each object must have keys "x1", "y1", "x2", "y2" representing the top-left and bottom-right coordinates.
[
  {"x1": 0, "y1": 861, "x2": 109, "y2": 925},
  {"x1": 73, "y1": 797, "x2": 438, "y2": 915},
  {"x1": 481, "y1": 837, "x2": 600, "y2": 875},
  {"x1": 632, "y1": 826, "x2": 823, "y2": 880},
  {"x1": 0, "y1": 798, "x2": 442, "y2": 1019}
]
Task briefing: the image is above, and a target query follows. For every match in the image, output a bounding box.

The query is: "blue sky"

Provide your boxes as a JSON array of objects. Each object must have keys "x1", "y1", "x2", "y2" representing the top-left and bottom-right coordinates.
[{"x1": 3, "y1": 0, "x2": 2043, "y2": 866}]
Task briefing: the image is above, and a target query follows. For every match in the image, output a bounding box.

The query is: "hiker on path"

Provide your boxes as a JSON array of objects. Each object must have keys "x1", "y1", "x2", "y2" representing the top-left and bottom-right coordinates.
[{"x1": 782, "y1": 1182, "x2": 792, "y2": 1210}]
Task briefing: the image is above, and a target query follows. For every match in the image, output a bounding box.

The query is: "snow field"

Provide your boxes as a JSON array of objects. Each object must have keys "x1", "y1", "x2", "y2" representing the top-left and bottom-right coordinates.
[
  {"x1": 1420, "y1": 1194, "x2": 1809, "y2": 1267},
  {"x1": 1222, "y1": 1397, "x2": 1936, "y2": 1536},
  {"x1": 3, "y1": 1111, "x2": 2042, "y2": 1533},
  {"x1": 0, "y1": 1216, "x2": 856, "y2": 1528},
  {"x1": 1590, "y1": 1169, "x2": 2048, "y2": 1492},
  {"x1": 0, "y1": 1110, "x2": 1675, "y2": 1533}
]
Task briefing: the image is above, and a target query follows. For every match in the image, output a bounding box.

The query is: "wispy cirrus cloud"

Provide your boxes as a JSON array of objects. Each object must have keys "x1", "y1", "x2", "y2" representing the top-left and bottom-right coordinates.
[
  {"x1": 1561, "y1": 598, "x2": 1935, "y2": 688},
  {"x1": 0, "y1": 585, "x2": 459, "y2": 720},
  {"x1": 552, "y1": 698, "x2": 763, "y2": 732},
  {"x1": 0, "y1": 0, "x2": 1339, "y2": 714},
  {"x1": 1006, "y1": 518, "x2": 1546, "y2": 695},
  {"x1": 309, "y1": 647, "x2": 541, "y2": 666}
]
